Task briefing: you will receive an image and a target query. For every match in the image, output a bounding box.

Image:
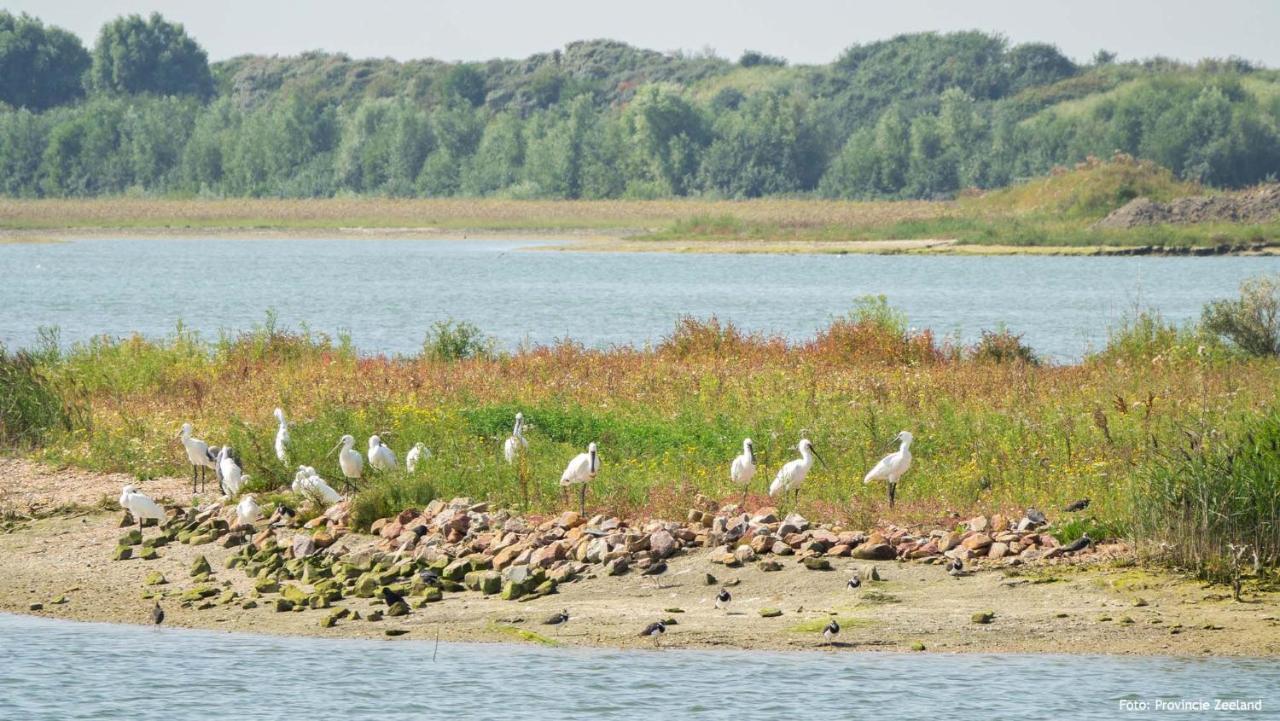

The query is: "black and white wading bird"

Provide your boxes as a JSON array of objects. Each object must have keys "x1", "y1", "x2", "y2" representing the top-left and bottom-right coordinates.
[
  {"x1": 560, "y1": 442, "x2": 599, "y2": 515},
  {"x1": 1059, "y1": 534, "x2": 1092, "y2": 555},
  {"x1": 179, "y1": 423, "x2": 217, "y2": 494},
  {"x1": 730, "y1": 438, "x2": 756, "y2": 504},
  {"x1": 543, "y1": 610, "x2": 570, "y2": 633},
  {"x1": 1063, "y1": 498, "x2": 1091, "y2": 513},
  {"x1": 947, "y1": 557, "x2": 964, "y2": 576},
  {"x1": 846, "y1": 574, "x2": 861, "y2": 590},
  {"x1": 640, "y1": 620, "x2": 666, "y2": 646},
  {"x1": 641, "y1": 560, "x2": 668, "y2": 588},
  {"x1": 715, "y1": 588, "x2": 732, "y2": 609},
  {"x1": 863, "y1": 431, "x2": 914, "y2": 508},
  {"x1": 152, "y1": 602, "x2": 164, "y2": 626},
  {"x1": 822, "y1": 618, "x2": 840, "y2": 645}
]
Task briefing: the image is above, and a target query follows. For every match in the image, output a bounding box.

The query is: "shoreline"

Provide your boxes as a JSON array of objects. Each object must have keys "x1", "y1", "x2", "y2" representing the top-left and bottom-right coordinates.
[
  {"x1": 4, "y1": 228, "x2": 1278, "y2": 256},
  {"x1": 2, "y1": 459, "x2": 1276, "y2": 656}
]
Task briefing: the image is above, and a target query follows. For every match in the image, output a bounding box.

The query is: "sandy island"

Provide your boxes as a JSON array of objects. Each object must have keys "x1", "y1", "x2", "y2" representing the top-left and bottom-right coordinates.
[{"x1": 1, "y1": 458, "x2": 1277, "y2": 655}]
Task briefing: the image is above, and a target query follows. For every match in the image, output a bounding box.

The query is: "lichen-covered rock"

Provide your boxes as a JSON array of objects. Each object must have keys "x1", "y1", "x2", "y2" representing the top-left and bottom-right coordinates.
[
  {"x1": 144, "y1": 571, "x2": 167, "y2": 586},
  {"x1": 500, "y1": 580, "x2": 526, "y2": 601},
  {"x1": 758, "y1": 560, "x2": 783, "y2": 572},
  {"x1": 604, "y1": 557, "x2": 629, "y2": 576},
  {"x1": 971, "y1": 610, "x2": 995, "y2": 624},
  {"x1": 112, "y1": 545, "x2": 132, "y2": 561},
  {"x1": 137, "y1": 546, "x2": 160, "y2": 560},
  {"x1": 274, "y1": 598, "x2": 294, "y2": 612},
  {"x1": 802, "y1": 557, "x2": 832, "y2": 571},
  {"x1": 352, "y1": 573, "x2": 378, "y2": 598},
  {"x1": 190, "y1": 555, "x2": 212, "y2": 577},
  {"x1": 118, "y1": 529, "x2": 143, "y2": 546},
  {"x1": 385, "y1": 601, "x2": 409, "y2": 617},
  {"x1": 758, "y1": 607, "x2": 783, "y2": 618},
  {"x1": 280, "y1": 584, "x2": 309, "y2": 605},
  {"x1": 253, "y1": 577, "x2": 279, "y2": 594}
]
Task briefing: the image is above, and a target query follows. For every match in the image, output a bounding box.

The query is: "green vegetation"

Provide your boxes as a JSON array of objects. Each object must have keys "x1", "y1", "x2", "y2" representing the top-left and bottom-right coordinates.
[{"x1": 2, "y1": 14, "x2": 1279, "y2": 203}]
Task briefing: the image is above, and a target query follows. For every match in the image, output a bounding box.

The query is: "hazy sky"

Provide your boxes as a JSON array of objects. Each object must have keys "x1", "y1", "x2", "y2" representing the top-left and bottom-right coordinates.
[{"x1": 7, "y1": 0, "x2": 1279, "y2": 66}]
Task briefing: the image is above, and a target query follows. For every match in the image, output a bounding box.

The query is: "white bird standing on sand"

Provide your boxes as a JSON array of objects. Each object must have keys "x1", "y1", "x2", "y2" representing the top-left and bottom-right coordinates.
[
  {"x1": 217, "y1": 446, "x2": 247, "y2": 497},
  {"x1": 273, "y1": 408, "x2": 290, "y2": 466},
  {"x1": 368, "y1": 435, "x2": 398, "y2": 471},
  {"x1": 329, "y1": 434, "x2": 363, "y2": 490},
  {"x1": 503, "y1": 412, "x2": 528, "y2": 465},
  {"x1": 179, "y1": 423, "x2": 217, "y2": 494},
  {"x1": 863, "y1": 431, "x2": 914, "y2": 508},
  {"x1": 560, "y1": 442, "x2": 599, "y2": 515},
  {"x1": 293, "y1": 466, "x2": 342, "y2": 505},
  {"x1": 768, "y1": 438, "x2": 827, "y2": 503},
  {"x1": 236, "y1": 494, "x2": 261, "y2": 527},
  {"x1": 730, "y1": 438, "x2": 756, "y2": 503},
  {"x1": 406, "y1": 443, "x2": 430, "y2": 473},
  {"x1": 119, "y1": 485, "x2": 165, "y2": 532}
]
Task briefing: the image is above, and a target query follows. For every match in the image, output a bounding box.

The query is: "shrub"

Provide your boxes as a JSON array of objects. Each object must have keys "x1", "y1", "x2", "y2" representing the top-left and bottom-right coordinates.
[
  {"x1": 1201, "y1": 275, "x2": 1280, "y2": 356},
  {"x1": 351, "y1": 475, "x2": 438, "y2": 531},
  {"x1": 422, "y1": 320, "x2": 494, "y2": 362},
  {"x1": 969, "y1": 328, "x2": 1039, "y2": 365}
]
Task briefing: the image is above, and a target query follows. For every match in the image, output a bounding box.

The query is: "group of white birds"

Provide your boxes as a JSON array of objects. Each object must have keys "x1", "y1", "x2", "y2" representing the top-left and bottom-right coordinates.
[{"x1": 131, "y1": 408, "x2": 915, "y2": 533}]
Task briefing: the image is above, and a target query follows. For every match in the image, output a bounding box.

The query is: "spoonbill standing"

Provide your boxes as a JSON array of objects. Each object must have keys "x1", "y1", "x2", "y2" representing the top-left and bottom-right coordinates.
[
  {"x1": 178, "y1": 423, "x2": 217, "y2": 494},
  {"x1": 560, "y1": 442, "x2": 599, "y2": 515},
  {"x1": 730, "y1": 438, "x2": 756, "y2": 503},
  {"x1": 293, "y1": 466, "x2": 342, "y2": 505},
  {"x1": 863, "y1": 431, "x2": 913, "y2": 508},
  {"x1": 406, "y1": 443, "x2": 430, "y2": 473},
  {"x1": 768, "y1": 439, "x2": 828, "y2": 504},
  {"x1": 236, "y1": 494, "x2": 261, "y2": 527},
  {"x1": 329, "y1": 435, "x2": 363, "y2": 491},
  {"x1": 503, "y1": 412, "x2": 528, "y2": 464},
  {"x1": 273, "y1": 408, "x2": 290, "y2": 466},
  {"x1": 368, "y1": 435, "x2": 398, "y2": 471},
  {"x1": 119, "y1": 485, "x2": 165, "y2": 533},
  {"x1": 216, "y1": 446, "x2": 248, "y2": 497}
]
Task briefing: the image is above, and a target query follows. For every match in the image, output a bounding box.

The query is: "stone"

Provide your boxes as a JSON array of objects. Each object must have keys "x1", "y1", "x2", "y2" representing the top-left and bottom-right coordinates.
[
  {"x1": 827, "y1": 544, "x2": 851, "y2": 557},
  {"x1": 118, "y1": 529, "x2": 143, "y2": 546},
  {"x1": 758, "y1": 608, "x2": 783, "y2": 618},
  {"x1": 291, "y1": 535, "x2": 316, "y2": 559},
  {"x1": 442, "y1": 558, "x2": 470, "y2": 581},
  {"x1": 384, "y1": 628, "x2": 409, "y2": 637},
  {"x1": 112, "y1": 545, "x2": 132, "y2": 561},
  {"x1": 910, "y1": 641, "x2": 926, "y2": 652},
  {"x1": 961, "y1": 534, "x2": 993, "y2": 551},
  {"x1": 241, "y1": 600, "x2": 258, "y2": 609},
  {"x1": 386, "y1": 601, "x2": 410, "y2": 617},
  {"x1": 859, "y1": 565, "x2": 881, "y2": 582},
  {"x1": 749, "y1": 534, "x2": 774, "y2": 554},
  {"x1": 274, "y1": 599, "x2": 295, "y2": 613},
  {"x1": 967, "y1": 516, "x2": 990, "y2": 533},
  {"x1": 971, "y1": 610, "x2": 995, "y2": 624},
  {"x1": 366, "y1": 610, "x2": 384, "y2": 622},
  {"x1": 751, "y1": 508, "x2": 779, "y2": 524},
  {"x1": 500, "y1": 580, "x2": 526, "y2": 601},
  {"x1": 703, "y1": 573, "x2": 718, "y2": 586},
  {"x1": 936, "y1": 532, "x2": 958, "y2": 552},
  {"x1": 555, "y1": 511, "x2": 583, "y2": 528},
  {"x1": 778, "y1": 513, "x2": 809, "y2": 536},
  {"x1": 802, "y1": 557, "x2": 832, "y2": 571},
  {"x1": 604, "y1": 557, "x2": 629, "y2": 576},
  {"x1": 649, "y1": 529, "x2": 676, "y2": 559},
  {"x1": 733, "y1": 545, "x2": 757, "y2": 564},
  {"x1": 531, "y1": 542, "x2": 566, "y2": 568},
  {"x1": 137, "y1": 547, "x2": 160, "y2": 560},
  {"x1": 144, "y1": 571, "x2": 167, "y2": 586},
  {"x1": 990, "y1": 514, "x2": 1007, "y2": 533},
  {"x1": 190, "y1": 555, "x2": 211, "y2": 577},
  {"x1": 28, "y1": 603, "x2": 43, "y2": 611},
  {"x1": 851, "y1": 541, "x2": 896, "y2": 560},
  {"x1": 281, "y1": 584, "x2": 309, "y2": 605},
  {"x1": 758, "y1": 560, "x2": 783, "y2": 572},
  {"x1": 771, "y1": 541, "x2": 794, "y2": 556},
  {"x1": 988, "y1": 542, "x2": 1010, "y2": 559},
  {"x1": 254, "y1": 578, "x2": 280, "y2": 594}
]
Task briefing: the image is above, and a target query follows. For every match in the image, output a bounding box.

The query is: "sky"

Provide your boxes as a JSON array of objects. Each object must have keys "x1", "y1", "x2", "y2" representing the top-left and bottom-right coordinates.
[{"x1": 6, "y1": 0, "x2": 1279, "y2": 66}]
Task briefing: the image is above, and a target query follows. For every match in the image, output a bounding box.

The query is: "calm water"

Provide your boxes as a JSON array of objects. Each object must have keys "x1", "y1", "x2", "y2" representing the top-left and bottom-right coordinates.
[
  {"x1": 0, "y1": 614, "x2": 1274, "y2": 720},
  {"x1": 2, "y1": 238, "x2": 1279, "y2": 361}
]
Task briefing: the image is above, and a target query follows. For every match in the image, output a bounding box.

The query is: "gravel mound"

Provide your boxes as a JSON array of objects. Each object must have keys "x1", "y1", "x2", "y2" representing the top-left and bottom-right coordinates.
[{"x1": 1096, "y1": 185, "x2": 1280, "y2": 229}]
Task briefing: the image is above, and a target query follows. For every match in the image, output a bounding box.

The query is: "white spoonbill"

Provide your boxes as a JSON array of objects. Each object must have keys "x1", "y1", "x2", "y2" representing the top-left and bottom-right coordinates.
[
  {"x1": 293, "y1": 466, "x2": 342, "y2": 505},
  {"x1": 216, "y1": 446, "x2": 248, "y2": 497},
  {"x1": 236, "y1": 493, "x2": 261, "y2": 527},
  {"x1": 273, "y1": 408, "x2": 290, "y2": 466},
  {"x1": 406, "y1": 443, "x2": 430, "y2": 473},
  {"x1": 863, "y1": 431, "x2": 913, "y2": 508},
  {"x1": 560, "y1": 442, "x2": 599, "y2": 515},
  {"x1": 178, "y1": 423, "x2": 218, "y2": 494},
  {"x1": 730, "y1": 438, "x2": 756, "y2": 503},
  {"x1": 503, "y1": 412, "x2": 528, "y2": 464},
  {"x1": 768, "y1": 438, "x2": 828, "y2": 503},
  {"x1": 368, "y1": 435, "x2": 398, "y2": 472},
  {"x1": 329, "y1": 435, "x2": 363, "y2": 490},
  {"x1": 119, "y1": 485, "x2": 165, "y2": 532}
]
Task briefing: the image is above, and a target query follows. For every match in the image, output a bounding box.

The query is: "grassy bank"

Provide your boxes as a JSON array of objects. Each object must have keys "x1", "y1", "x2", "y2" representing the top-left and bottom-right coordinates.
[
  {"x1": 3, "y1": 288, "x2": 1279, "y2": 583},
  {"x1": 3, "y1": 159, "x2": 1277, "y2": 251}
]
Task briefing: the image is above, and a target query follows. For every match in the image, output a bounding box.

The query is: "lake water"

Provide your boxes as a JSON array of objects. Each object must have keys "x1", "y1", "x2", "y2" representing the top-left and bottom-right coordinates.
[
  {"x1": 2, "y1": 238, "x2": 1278, "y2": 361},
  {"x1": 0, "y1": 614, "x2": 1273, "y2": 720}
]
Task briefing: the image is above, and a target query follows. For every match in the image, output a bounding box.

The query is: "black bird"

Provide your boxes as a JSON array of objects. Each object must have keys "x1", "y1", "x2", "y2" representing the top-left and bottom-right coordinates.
[
  {"x1": 151, "y1": 602, "x2": 164, "y2": 626},
  {"x1": 846, "y1": 575, "x2": 862, "y2": 590},
  {"x1": 1063, "y1": 498, "x2": 1091, "y2": 513},
  {"x1": 947, "y1": 557, "x2": 964, "y2": 576},
  {"x1": 1059, "y1": 535, "x2": 1092, "y2": 555},
  {"x1": 715, "y1": 588, "x2": 731, "y2": 609},
  {"x1": 822, "y1": 619, "x2": 840, "y2": 645},
  {"x1": 381, "y1": 586, "x2": 407, "y2": 608},
  {"x1": 641, "y1": 560, "x2": 668, "y2": 588},
  {"x1": 418, "y1": 568, "x2": 441, "y2": 587},
  {"x1": 640, "y1": 620, "x2": 666, "y2": 646},
  {"x1": 543, "y1": 610, "x2": 570, "y2": 634},
  {"x1": 1025, "y1": 507, "x2": 1047, "y2": 526},
  {"x1": 269, "y1": 503, "x2": 297, "y2": 528}
]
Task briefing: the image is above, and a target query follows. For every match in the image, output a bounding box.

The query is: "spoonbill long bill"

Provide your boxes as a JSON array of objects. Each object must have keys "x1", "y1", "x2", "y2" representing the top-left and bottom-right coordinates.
[
  {"x1": 329, "y1": 435, "x2": 363, "y2": 491},
  {"x1": 236, "y1": 494, "x2": 261, "y2": 527},
  {"x1": 768, "y1": 438, "x2": 828, "y2": 504},
  {"x1": 119, "y1": 485, "x2": 165, "y2": 533},
  {"x1": 178, "y1": 423, "x2": 217, "y2": 494},
  {"x1": 730, "y1": 438, "x2": 756, "y2": 503},
  {"x1": 216, "y1": 446, "x2": 247, "y2": 497},
  {"x1": 560, "y1": 442, "x2": 599, "y2": 515},
  {"x1": 503, "y1": 412, "x2": 528, "y2": 464},
  {"x1": 863, "y1": 431, "x2": 913, "y2": 508},
  {"x1": 406, "y1": 443, "x2": 430, "y2": 473},
  {"x1": 273, "y1": 408, "x2": 290, "y2": 466},
  {"x1": 368, "y1": 435, "x2": 398, "y2": 472}
]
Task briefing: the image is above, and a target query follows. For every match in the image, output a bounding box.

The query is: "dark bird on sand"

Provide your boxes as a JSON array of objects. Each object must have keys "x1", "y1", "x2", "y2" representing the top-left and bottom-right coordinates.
[
  {"x1": 947, "y1": 558, "x2": 964, "y2": 576},
  {"x1": 1025, "y1": 507, "x2": 1047, "y2": 526},
  {"x1": 152, "y1": 602, "x2": 164, "y2": 626},
  {"x1": 640, "y1": 621, "x2": 667, "y2": 646},
  {"x1": 822, "y1": 619, "x2": 840, "y2": 645},
  {"x1": 418, "y1": 569, "x2": 440, "y2": 586},
  {"x1": 846, "y1": 575, "x2": 862, "y2": 590},
  {"x1": 1063, "y1": 498, "x2": 1091, "y2": 513},
  {"x1": 543, "y1": 610, "x2": 570, "y2": 630},
  {"x1": 641, "y1": 560, "x2": 668, "y2": 588},
  {"x1": 381, "y1": 587, "x2": 407, "y2": 608},
  {"x1": 715, "y1": 588, "x2": 731, "y2": 609},
  {"x1": 1059, "y1": 535, "x2": 1092, "y2": 555}
]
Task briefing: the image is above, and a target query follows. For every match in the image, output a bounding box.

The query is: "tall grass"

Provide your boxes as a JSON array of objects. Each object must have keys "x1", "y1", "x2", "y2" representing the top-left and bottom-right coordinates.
[{"x1": 0, "y1": 331, "x2": 75, "y2": 447}]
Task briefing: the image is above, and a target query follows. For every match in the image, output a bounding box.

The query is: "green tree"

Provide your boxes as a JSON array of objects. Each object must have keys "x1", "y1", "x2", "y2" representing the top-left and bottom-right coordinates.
[
  {"x1": 462, "y1": 113, "x2": 524, "y2": 195},
  {"x1": 0, "y1": 11, "x2": 90, "y2": 110},
  {"x1": 621, "y1": 85, "x2": 707, "y2": 195},
  {"x1": 90, "y1": 13, "x2": 213, "y2": 98},
  {"x1": 441, "y1": 63, "x2": 486, "y2": 107}
]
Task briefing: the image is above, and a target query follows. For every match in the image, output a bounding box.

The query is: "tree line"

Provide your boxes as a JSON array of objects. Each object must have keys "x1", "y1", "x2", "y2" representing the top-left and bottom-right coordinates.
[{"x1": 2, "y1": 10, "x2": 1278, "y2": 199}]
